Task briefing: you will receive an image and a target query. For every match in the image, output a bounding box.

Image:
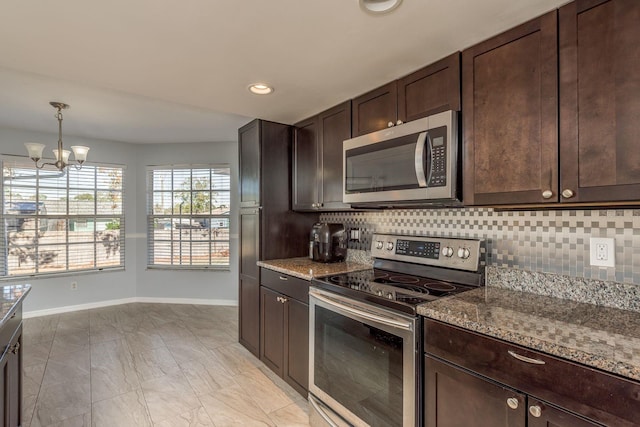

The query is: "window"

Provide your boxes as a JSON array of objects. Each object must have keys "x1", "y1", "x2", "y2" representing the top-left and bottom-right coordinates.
[
  {"x1": 1, "y1": 158, "x2": 124, "y2": 278},
  {"x1": 147, "y1": 165, "x2": 230, "y2": 269}
]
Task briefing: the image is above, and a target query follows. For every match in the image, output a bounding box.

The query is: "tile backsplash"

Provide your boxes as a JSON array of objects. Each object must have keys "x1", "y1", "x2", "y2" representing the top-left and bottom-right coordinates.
[{"x1": 320, "y1": 208, "x2": 640, "y2": 285}]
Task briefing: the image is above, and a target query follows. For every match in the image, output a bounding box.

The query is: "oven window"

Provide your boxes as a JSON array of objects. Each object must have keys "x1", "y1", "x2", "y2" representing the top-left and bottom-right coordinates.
[
  {"x1": 314, "y1": 305, "x2": 403, "y2": 427},
  {"x1": 345, "y1": 133, "x2": 423, "y2": 193}
]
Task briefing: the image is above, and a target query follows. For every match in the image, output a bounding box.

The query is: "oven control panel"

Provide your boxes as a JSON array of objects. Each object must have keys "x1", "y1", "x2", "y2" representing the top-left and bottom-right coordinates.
[{"x1": 371, "y1": 233, "x2": 482, "y2": 272}]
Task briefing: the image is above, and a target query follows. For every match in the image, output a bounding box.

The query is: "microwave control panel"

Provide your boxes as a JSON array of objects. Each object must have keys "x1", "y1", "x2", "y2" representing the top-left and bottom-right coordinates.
[{"x1": 427, "y1": 126, "x2": 447, "y2": 187}]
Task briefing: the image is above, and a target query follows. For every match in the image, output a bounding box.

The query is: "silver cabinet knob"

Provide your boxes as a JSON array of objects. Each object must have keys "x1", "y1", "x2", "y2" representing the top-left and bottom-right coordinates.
[
  {"x1": 561, "y1": 189, "x2": 575, "y2": 199},
  {"x1": 506, "y1": 398, "x2": 519, "y2": 410},
  {"x1": 542, "y1": 190, "x2": 553, "y2": 199},
  {"x1": 529, "y1": 405, "x2": 542, "y2": 418},
  {"x1": 280, "y1": 297, "x2": 288, "y2": 304},
  {"x1": 388, "y1": 121, "x2": 394, "y2": 128},
  {"x1": 396, "y1": 120, "x2": 403, "y2": 126}
]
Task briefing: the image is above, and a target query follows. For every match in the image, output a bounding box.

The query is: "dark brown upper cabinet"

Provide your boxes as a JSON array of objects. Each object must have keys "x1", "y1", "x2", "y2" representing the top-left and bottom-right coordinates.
[
  {"x1": 464, "y1": 0, "x2": 640, "y2": 207},
  {"x1": 293, "y1": 101, "x2": 352, "y2": 211},
  {"x1": 558, "y1": 0, "x2": 640, "y2": 203},
  {"x1": 462, "y1": 11, "x2": 559, "y2": 206},
  {"x1": 352, "y1": 53, "x2": 461, "y2": 137}
]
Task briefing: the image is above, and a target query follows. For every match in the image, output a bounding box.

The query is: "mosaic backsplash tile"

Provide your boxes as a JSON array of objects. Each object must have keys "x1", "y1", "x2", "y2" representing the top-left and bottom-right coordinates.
[{"x1": 320, "y1": 208, "x2": 640, "y2": 286}]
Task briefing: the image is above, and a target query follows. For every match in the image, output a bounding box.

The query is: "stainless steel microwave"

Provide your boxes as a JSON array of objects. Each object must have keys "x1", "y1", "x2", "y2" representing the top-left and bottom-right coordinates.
[{"x1": 343, "y1": 110, "x2": 460, "y2": 206}]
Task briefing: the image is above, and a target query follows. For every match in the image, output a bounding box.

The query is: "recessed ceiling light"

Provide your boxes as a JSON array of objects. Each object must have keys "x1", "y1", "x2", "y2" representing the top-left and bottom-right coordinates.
[
  {"x1": 359, "y1": 0, "x2": 402, "y2": 14},
  {"x1": 248, "y1": 83, "x2": 274, "y2": 95}
]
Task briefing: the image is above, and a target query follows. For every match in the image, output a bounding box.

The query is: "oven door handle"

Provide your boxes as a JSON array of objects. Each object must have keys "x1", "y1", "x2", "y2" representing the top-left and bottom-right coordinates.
[
  {"x1": 311, "y1": 291, "x2": 413, "y2": 331},
  {"x1": 309, "y1": 395, "x2": 340, "y2": 427}
]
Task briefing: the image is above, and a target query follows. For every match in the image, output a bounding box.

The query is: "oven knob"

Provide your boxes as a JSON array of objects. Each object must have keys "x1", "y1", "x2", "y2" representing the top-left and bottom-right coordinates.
[
  {"x1": 377, "y1": 290, "x2": 383, "y2": 296},
  {"x1": 442, "y1": 246, "x2": 454, "y2": 257},
  {"x1": 457, "y1": 247, "x2": 471, "y2": 259},
  {"x1": 386, "y1": 242, "x2": 394, "y2": 251},
  {"x1": 386, "y1": 292, "x2": 393, "y2": 299},
  {"x1": 376, "y1": 241, "x2": 384, "y2": 250}
]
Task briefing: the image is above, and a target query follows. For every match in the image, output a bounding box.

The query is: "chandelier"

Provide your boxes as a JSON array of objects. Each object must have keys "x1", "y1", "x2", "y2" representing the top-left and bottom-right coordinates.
[{"x1": 24, "y1": 102, "x2": 89, "y2": 171}]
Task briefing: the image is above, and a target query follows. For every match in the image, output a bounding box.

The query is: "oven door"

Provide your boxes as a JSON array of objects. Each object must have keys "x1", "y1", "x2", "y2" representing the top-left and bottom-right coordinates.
[{"x1": 309, "y1": 287, "x2": 419, "y2": 427}]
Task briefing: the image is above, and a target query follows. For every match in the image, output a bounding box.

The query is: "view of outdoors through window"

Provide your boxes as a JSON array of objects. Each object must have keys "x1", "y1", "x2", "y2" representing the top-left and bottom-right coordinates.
[
  {"x1": 148, "y1": 166, "x2": 230, "y2": 267},
  {"x1": 2, "y1": 160, "x2": 124, "y2": 277}
]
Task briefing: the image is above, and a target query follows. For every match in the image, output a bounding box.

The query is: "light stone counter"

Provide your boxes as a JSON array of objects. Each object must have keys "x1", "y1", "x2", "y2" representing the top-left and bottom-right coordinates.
[
  {"x1": 257, "y1": 257, "x2": 371, "y2": 281},
  {"x1": 418, "y1": 267, "x2": 640, "y2": 382}
]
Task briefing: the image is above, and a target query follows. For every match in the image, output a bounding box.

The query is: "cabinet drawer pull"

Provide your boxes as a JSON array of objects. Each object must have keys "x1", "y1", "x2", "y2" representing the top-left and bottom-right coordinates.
[
  {"x1": 541, "y1": 190, "x2": 553, "y2": 199},
  {"x1": 388, "y1": 121, "x2": 394, "y2": 128},
  {"x1": 508, "y1": 350, "x2": 545, "y2": 365},
  {"x1": 278, "y1": 276, "x2": 288, "y2": 281},
  {"x1": 506, "y1": 397, "x2": 519, "y2": 410},
  {"x1": 10, "y1": 342, "x2": 20, "y2": 355},
  {"x1": 529, "y1": 405, "x2": 542, "y2": 418},
  {"x1": 561, "y1": 189, "x2": 575, "y2": 199}
]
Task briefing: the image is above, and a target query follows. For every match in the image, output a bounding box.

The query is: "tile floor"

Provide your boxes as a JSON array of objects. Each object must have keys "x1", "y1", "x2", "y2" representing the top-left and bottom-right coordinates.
[{"x1": 22, "y1": 303, "x2": 311, "y2": 427}]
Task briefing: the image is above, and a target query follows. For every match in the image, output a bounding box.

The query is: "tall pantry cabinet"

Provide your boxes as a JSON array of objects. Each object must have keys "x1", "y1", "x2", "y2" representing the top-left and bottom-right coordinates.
[{"x1": 238, "y1": 119, "x2": 318, "y2": 357}]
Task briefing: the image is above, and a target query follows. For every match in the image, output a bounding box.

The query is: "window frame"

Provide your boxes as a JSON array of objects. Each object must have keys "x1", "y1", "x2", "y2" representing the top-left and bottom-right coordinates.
[
  {"x1": 146, "y1": 164, "x2": 231, "y2": 271},
  {"x1": 1, "y1": 156, "x2": 126, "y2": 280}
]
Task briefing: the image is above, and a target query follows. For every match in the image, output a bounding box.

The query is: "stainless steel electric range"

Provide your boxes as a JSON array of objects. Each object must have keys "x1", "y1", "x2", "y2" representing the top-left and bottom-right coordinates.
[{"x1": 308, "y1": 233, "x2": 484, "y2": 427}]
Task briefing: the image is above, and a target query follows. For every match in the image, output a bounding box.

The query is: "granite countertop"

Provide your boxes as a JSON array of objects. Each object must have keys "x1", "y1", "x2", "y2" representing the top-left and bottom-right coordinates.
[
  {"x1": 257, "y1": 257, "x2": 371, "y2": 281},
  {"x1": 418, "y1": 285, "x2": 640, "y2": 382},
  {"x1": 1, "y1": 284, "x2": 31, "y2": 328}
]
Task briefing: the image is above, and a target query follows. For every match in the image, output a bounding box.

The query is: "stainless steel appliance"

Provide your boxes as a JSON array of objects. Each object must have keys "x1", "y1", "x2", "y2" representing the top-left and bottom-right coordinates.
[
  {"x1": 309, "y1": 233, "x2": 483, "y2": 427},
  {"x1": 310, "y1": 222, "x2": 347, "y2": 263},
  {"x1": 343, "y1": 110, "x2": 459, "y2": 207}
]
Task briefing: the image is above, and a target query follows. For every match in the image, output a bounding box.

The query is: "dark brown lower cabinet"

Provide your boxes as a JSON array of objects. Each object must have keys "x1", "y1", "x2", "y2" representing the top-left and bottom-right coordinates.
[
  {"x1": 239, "y1": 276, "x2": 260, "y2": 357},
  {"x1": 424, "y1": 319, "x2": 639, "y2": 426},
  {"x1": 425, "y1": 355, "x2": 599, "y2": 427},
  {"x1": 260, "y1": 269, "x2": 309, "y2": 397},
  {"x1": 0, "y1": 319, "x2": 22, "y2": 427}
]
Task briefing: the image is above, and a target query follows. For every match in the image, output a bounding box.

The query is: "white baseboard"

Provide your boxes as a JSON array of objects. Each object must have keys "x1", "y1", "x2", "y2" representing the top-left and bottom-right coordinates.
[{"x1": 24, "y1": 297, "x2": 238, "y2": 318}]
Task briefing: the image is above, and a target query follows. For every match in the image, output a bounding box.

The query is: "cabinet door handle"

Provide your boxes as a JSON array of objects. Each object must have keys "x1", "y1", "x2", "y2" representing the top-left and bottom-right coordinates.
[
  {"x1": 541, "y1": 190, "x2": 553, "y2": 199},
  {"x1": 278, "y1": 276, "x2": 288, "y2": 281},
  {"x1": 280, "y1": 297, "x2": 288, "y2": 304},
  {"x1": 529, "y1": 405, "x2": 542, "y2": 418},
  {"x1": 10, "y1": 312, "x2": 16, "y2": 319},
  {"x1": 396, "y1": 120, "x2": 403, "y2": 126},
  {"x1": 506, "y1": 397, "x2": 519, "y2": 410},
  {"x1": 508, "y1": 350, "x2": 545, "y2": 365},
  {"x1": 561, "y1": 189, "x2": 575, "y2": 199},
  {"x1": 11, "y1": 342, "x2": 20, "y2": 355},
  {"x1": 388, "y1": 121, "x2": 394, "y2": 128}
]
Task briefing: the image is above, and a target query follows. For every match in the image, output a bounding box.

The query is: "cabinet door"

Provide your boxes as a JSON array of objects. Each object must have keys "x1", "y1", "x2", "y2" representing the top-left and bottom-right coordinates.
[
  {"x1": 293, "y1": 117, "x2": 320, "y2": 210},
  {"x1": 260, "y1": 287, "x2": 285, "y2": 376},
  {"x1": 239, "y1": 120, "x2": 261, "y2": 208},
  {"x1": 0, "y1": 328, "x2": 21, "y2": 427},
  {"x1": 528, "y1": 398, "x2": 602, "y2": 427},
  {"x1": 463, "y1": 11, "x2": 559, "y2": 205},
  {"x1": 239, "y1": 209, "x2": 260, "y2": 356},
  {"x1": 352, "y1": 81, "x2": 398, "y2": 137},
  {"x1": 318, "y1": 101, "x2": 351, "y2": 210},
  {"x1": 559, "y1": 0, "x2": 640, "y2": 203},
  {"x1": 284, "y1": 298, "x2": 309, "y2": 396},
  {"x1": 425, "y1": 355, "x2": 526, "y2": 427},
  {"x1": 398, "y1": 52, "x2": 461, "y2": 123}
]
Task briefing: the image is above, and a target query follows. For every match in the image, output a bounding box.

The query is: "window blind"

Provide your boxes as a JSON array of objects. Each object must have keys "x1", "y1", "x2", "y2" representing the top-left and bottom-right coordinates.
[
  {"x1": 147, "y1": 165, "x2": 231, "y2": 269},
  {"x1": 1, "y1": 158, "x2": 125, "y2": 278}
]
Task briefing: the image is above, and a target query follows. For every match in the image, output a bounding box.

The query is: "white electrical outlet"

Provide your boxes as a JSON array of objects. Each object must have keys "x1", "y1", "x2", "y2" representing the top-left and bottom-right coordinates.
[
  {"x1": 70, "y1": 281, "x2": 78, "y2": 291},
  {"x1": 590, "y1": 237, "x2": 615, "y2": 267}
]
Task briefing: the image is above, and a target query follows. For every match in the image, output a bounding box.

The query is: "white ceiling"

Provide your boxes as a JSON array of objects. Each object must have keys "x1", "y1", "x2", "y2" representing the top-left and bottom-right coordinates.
[{"x1": 0, "y1": 0, "x2": 567, "y2": 144}]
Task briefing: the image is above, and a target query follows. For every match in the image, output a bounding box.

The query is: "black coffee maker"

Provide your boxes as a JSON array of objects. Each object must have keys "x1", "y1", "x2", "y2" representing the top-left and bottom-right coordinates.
[{"x1": 309, "y1": 223, "x2": 347, "y2": 263}]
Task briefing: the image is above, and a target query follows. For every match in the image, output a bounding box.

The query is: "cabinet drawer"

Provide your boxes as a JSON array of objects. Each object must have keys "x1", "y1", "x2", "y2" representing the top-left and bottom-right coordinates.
[
  {"x1": 424, "y1": 319, "x2": 640, "y2": 427},
  {"x1": 260, "y1": 268, "x2": 309, "y2": 303},
  {"x1": 0, "y1": 305, "x2": 22, "y2": 357}
]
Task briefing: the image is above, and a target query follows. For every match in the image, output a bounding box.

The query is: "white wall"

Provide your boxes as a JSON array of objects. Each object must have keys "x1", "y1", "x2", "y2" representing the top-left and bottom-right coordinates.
[{"x1": 0, "y1": 127, "x2": 240, "y2": 314}]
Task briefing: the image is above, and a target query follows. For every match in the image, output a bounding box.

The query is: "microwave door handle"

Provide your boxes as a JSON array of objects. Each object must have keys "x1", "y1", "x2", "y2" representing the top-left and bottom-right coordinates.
[{"x1": 415, "y1": 132, "x2": 428, "y2": 187}]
